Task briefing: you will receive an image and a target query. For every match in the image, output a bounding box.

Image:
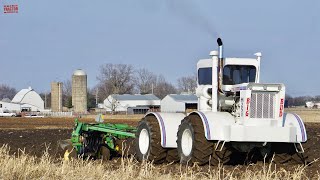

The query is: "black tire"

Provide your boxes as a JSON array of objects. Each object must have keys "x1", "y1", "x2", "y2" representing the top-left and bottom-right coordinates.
[
  {"x1": 211, "y1": 144, "x2": 233, "y2": 165},
  {"x1": 135, "y1": 116, "x2": 167, "y2": 163},
  {"x1": 270, "y1": 143, "x2": 309, "y2": 165},
  {"x1": 100, "y1": 146, "x2": 111, "y2": 161},
  {"x1": 116, "y1": 138, "x2": 136, "y2": 157},
  {"x1": 166, "y1": 149, "x2": 179, "y2": 163},
  {"x1": 177, "y1": 115, "x2": 214, "y2": 165}
]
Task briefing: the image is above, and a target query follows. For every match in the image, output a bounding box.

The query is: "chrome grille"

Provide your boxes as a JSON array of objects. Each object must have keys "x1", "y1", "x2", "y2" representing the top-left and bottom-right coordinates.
[{"x1": 250, "y1": 92, "x2": 275, "y2": 119}]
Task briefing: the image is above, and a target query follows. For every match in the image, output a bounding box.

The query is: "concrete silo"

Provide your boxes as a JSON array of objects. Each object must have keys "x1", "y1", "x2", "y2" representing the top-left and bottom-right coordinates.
[
  {"x1": 72, "y1": 69, "x2": 87, "y2": 113},
  {"x1": 51, "y1": 82, "x2": 63, "y2": 112}
]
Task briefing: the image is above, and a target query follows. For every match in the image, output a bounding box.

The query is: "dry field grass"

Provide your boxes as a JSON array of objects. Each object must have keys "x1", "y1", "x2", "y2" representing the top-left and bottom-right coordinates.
[
  {"x1": 0, "y1": 110, "x2": 319, "y2": 179},
  {"x1": 0, "y1": 145, "x2": 318, "y2": 180},
  {"x1": 286, "y1": 108, "x2": 320, "y2": 123}
]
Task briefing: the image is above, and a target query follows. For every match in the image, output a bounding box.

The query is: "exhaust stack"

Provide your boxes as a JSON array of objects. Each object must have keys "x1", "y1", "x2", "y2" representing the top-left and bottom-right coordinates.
[{"x1": 217, "y1": 38, "x2": 224, "y2": 94}]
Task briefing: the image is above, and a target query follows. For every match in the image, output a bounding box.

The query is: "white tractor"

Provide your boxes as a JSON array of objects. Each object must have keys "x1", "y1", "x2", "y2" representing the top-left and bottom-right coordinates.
[{"x1": 135, "y1": 38, "x2": 308, "y2": 165}]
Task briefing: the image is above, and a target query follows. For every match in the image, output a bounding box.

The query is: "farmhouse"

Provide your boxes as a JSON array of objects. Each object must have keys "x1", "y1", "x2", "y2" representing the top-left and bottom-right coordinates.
[
  {"x1": 103, "y1": 94, "x2": 160, "y2": 114},
  {"x1": 161, "y1": 94, "x2": 198, "y2": 113}
]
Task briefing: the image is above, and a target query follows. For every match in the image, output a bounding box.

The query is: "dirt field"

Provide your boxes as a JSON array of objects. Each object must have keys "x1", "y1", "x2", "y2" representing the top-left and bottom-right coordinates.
[{"x1": 0, "y1": 113, "x2": 319, "y2": 178}]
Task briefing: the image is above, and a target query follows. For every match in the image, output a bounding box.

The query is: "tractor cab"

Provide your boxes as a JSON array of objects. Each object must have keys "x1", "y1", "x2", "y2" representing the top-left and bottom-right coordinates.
[
  {"x1": 197, "y1": 56, "x2": 261, "y2": 92},
  {"x1": 222, "y1": 57, "x2": 260, "y2": 92}
]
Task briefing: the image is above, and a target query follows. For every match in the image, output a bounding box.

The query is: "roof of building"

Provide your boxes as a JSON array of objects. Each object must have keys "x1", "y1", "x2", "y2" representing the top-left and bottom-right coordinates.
[
  {"x1": 166, "y1": 94, "x2": 198, "y2": 103},
  {"x1": 1, "y1": 98, "x2": 11, "y2": 103},
  {"x1": 11, "y1": 87, "x2": 33, "y2": 103},
  {"x1": 110, "y1": 94, "x2": 160, "y2": 101},
  {"x1": 73, "y1": 69, "x2": 86, "y2": 76}
]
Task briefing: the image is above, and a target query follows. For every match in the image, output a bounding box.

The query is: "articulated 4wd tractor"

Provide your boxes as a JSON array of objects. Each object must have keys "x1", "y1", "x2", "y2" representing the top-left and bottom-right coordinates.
[{"x1": 135, "y1": 38, "x2": 308, "y2": 165}]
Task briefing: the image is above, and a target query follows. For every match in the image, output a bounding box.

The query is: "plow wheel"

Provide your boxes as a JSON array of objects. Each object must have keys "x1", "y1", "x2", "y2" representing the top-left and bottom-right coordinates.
[
  {"x1": 135, "y1": 116, "x2": 167, "y2": 163},
  {"x1": 99, "y1": 146, "x2": 111, "y2": 161},
  {"x1": 210, "y1": 144, "x2": 233, "y2": 165},
  {"x1": 177, "y1": 115, "x2": 214, "y2": 165},
  {"x1": 59, "y1": 139, "x2": 77, "y2": 160},
  {"x1": 63, "y1": 144, "x2": 77, "y2": 160}
]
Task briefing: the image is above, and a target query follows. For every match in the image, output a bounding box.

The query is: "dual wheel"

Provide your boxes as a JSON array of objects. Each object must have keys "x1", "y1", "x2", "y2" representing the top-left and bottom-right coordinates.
[
  {"x1": 136, "y1": 115, "x2": 231, "y2": 165},
  {"x1": 135, "y1": 116, "x2": 178, "y2": 163}
]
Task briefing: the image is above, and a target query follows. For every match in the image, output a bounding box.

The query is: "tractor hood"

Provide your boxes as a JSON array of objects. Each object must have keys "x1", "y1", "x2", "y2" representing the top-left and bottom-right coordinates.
[{"x1": 229, "y1": 83, "x2": 284, "y2": 93}]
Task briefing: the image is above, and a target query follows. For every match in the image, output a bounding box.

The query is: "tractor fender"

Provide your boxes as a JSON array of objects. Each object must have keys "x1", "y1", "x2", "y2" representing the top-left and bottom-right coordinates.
[
  {"x1": 189, "y1": 111, "x2": 235, "y2": 141},
  {"x1": 282, "y1": 113, "x2": 307, "y2": 142},
  {"x1": 144, "y1": 112, "x2": 186, "y2": 148}
]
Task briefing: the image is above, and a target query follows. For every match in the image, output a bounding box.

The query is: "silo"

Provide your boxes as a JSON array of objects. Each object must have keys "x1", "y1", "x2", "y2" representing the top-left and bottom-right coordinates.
[
  {"x1": 51, "y1": 82, "x2": 63, "y2": 112},
  {"x1": 72, "y1": 69, "x2": 87, "y2": 113}
]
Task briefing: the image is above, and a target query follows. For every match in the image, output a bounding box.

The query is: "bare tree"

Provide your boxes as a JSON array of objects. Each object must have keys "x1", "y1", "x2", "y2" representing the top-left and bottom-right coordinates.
[
  {"x1": 0, "y1": 84, "x2": 17, "y2": 100},
  {"x1": 62, "y1": 79, "x2": 72, "y2": 108},
  {"x1": 153, "y1": 75, "x2": 177, "y2": 99},
  {"x1": 104, "y1": 95, "x2": 120, "y2": 114},
  {"x1": 97, "y1": 64, "x2": 135, "y2": 100},
  {"x1": 135, "y1": 68, "x2": 157, "y2": 94},
  {"x1": 177, "y1": 74, "x2": 197, "y2": 93}
]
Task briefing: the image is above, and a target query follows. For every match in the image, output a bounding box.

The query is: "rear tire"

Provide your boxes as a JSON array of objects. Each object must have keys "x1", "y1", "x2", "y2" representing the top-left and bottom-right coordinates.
[
  {"x1": 135, "y1": 117, "x2": 167, "y2": 163},
  {"x1": 270, "y1": 143, "x2": 309, "y2": 165},
  {"x1": 177, "y1": 115, "x2": 213, "y2": 165}
]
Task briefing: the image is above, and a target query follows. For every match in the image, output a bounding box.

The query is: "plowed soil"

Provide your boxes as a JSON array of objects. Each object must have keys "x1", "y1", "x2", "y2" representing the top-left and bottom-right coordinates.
[
  {"x1": 0, "y1": 117, "x2": 319, "y2": 177},
  {"x1": 0, "y1": 117, "x2": 139, "y2": 157}
]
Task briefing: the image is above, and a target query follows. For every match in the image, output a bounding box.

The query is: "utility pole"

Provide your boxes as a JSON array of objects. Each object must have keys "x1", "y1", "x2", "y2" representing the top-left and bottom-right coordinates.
[
  {"x1": 95, "y1": 88, "x2": 99, "y2": 107},
  {"x1": 151, "y1": 83, "x2": 154, "y2": 94},
  {"x1": 44, "y1": 92, "x2": 47, "y2": 109}
]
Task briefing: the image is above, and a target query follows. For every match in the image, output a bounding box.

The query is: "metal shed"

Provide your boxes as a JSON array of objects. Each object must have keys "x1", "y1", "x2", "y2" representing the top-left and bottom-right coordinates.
[
  {"x1": 103, "y1": 94, "x2": 160, "y2": 113},
  {"x1": 161, "y1": 94, "x2": 198, "y2": 113}
]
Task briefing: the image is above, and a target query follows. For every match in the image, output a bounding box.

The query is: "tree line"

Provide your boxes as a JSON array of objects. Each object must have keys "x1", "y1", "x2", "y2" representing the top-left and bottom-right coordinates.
[
  {"x1": 0, "y1": 63, "x2": 197, "y2": 109},
  {"x1": 1, "y1": 63, "x2": 317, "y2": 109}
]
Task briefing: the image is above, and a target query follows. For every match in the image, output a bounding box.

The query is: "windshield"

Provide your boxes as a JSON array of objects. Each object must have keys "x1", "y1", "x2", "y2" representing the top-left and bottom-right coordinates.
[
  {"x1": 223, "y1": 65, "x2": 256, "y2": 85},
  {"x1": 198, "y1": 65, "x2": 256, "y2": 85}
]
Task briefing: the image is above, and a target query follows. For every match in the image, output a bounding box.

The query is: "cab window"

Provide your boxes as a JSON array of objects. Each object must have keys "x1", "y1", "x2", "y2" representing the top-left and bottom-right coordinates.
[
  {"x1": 223, "y1": 65, "x2": 256, "y2": 85},
  {"x1": 198, "y1": 67, "x2": 212, "y2": 85}
]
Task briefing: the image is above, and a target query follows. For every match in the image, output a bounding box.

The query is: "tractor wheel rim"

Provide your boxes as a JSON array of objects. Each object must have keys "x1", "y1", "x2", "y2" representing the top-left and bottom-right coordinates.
[
  {"x1": 139, "y1": 129, "x2": 150, "y2": 155},
  {"x1": 181, "y1": 129, "x2": 193, "y2": 156}
]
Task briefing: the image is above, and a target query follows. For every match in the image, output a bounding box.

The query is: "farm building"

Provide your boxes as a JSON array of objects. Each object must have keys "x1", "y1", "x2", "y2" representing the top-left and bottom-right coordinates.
[
  {"x1": 11, "y1": 87, "x2": 44, "y2": 112},
  {"x1": 0, "y1": 101, "x2": 21, "y2": 113},
  {"x1": 161, "y1": 94, "x2": 198, "y2": 113},
  {"x1": 103, "y1": 94, "x2": 160, "y2": 114},
  {"x1": 306, "y1": 101, "x2": 320, "y2": 109}
]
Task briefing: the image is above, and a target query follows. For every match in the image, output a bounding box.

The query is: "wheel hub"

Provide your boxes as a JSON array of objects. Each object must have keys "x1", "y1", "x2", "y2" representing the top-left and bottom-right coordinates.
[
  {"x1": 181, "y1": 129, "x2": 193, "y2": 156},
  {"x1": 139, "y1": 129, "x2": 150, "y2": 155}
]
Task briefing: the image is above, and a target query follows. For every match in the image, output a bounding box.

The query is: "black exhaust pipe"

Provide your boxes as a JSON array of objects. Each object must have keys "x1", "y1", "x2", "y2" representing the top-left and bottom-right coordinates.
[{"x1": 217, "y1": 38, "x2": 224, "y2": 94}]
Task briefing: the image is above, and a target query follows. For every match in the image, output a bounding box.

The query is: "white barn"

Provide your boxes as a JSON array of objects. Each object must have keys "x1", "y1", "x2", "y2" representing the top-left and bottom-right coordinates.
[
  {"x1": 161, "y1": 94, "x2": 198, "y2": 113},
  {"x1": 103, "y1": 94, "x2": 160, "y2": 114},
  {"x1": 11, "y1": 87, "x2": 44, "y2": 112}
]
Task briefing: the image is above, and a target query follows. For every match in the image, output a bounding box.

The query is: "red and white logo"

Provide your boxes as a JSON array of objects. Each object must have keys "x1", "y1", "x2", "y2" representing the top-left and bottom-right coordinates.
[
  {"x1": 3, "y1": 4, "x2": 19, "y2": 14},
  {"x1": 245, "y1": 98, "x2": 250, "y2": 117},
  {"x1": 279, "y1": 98, "x2": 284, "y2": 117}
]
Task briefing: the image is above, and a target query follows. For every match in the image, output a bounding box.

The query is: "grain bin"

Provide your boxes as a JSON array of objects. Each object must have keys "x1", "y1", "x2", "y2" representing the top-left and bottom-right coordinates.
[
  {"x1": 72, "y1": 69, "x2": 87, "y2": 113},
  {"x1": 51, "y1": 82, "x2": 63, "y2": 112}
]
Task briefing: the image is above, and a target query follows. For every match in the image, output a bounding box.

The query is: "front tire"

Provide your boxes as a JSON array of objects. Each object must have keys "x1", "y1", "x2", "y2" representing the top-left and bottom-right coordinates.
[
  {"x1": 135, "y1": 117, "x2": 167, "y2": 163},
  {"x1": 177, "y1": 115, "x2": 214, "y2": 165}
]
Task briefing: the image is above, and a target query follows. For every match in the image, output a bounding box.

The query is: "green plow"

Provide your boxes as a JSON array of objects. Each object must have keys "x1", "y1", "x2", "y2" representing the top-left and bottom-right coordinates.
[{"x1": 62, "y1": 118, "x2": 137, "y2": 161}]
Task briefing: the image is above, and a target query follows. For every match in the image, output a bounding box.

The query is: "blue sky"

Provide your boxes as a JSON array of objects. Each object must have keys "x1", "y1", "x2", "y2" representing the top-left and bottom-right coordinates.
[{"x1": 0, "y1": 0, "x2": 319, "y2": 96}]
